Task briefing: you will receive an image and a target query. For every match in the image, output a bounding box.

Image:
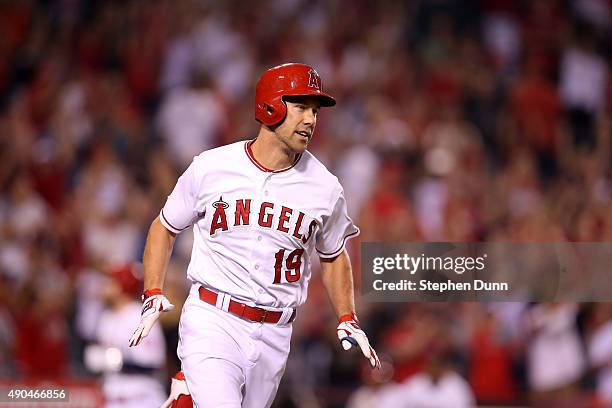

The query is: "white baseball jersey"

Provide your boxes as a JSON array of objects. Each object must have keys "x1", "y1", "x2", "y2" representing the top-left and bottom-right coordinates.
[{"x1": 160, "y1": 139, "x2": 359, "y2": 309}]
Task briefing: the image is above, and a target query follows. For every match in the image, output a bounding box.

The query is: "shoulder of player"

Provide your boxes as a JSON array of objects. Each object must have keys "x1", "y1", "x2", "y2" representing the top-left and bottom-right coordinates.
[
  {"x1": 188, "y1": 140, "x2": 245, "y2": 170},
  {"x1": 298, "y1": 151, "x2": 345, "y2": 206},
  {"x1": 299, "y1": 150, "x2": 342, "y2": 188},
  {"x1": 194, "y1": 140, "x2": 244, "y2": 160}
]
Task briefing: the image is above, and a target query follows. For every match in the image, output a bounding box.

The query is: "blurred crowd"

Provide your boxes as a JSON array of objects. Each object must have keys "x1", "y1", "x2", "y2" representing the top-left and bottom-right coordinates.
[{"x1": 0, "y1": 0, "x2": 611, "y2": 407}]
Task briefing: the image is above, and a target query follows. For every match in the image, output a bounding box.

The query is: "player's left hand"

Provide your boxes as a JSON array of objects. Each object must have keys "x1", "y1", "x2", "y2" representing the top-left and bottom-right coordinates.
[
  {"x1": 336, "y1": 313, "x2": 381, "y2": 369},
  {"x1": 129, "y1": 289, "x2": 174, "y2": 347}
]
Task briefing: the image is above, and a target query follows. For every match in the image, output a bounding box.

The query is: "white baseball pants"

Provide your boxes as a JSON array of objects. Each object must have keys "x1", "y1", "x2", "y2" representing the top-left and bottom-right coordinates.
[{"x1": 178, "y1": 285, "x2": 293, "y2": 408}]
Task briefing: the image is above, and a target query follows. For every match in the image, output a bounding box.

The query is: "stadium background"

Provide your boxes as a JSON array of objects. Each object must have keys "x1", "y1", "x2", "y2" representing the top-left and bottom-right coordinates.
[{"x1": 0, "y1": 0, "x2": 611, "y2": 407}]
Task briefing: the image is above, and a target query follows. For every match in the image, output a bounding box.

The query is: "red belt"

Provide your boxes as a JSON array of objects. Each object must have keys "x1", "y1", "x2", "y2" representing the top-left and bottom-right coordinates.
[{"x1": 198, "y1": 286, "x2": 296, "y2": 324}]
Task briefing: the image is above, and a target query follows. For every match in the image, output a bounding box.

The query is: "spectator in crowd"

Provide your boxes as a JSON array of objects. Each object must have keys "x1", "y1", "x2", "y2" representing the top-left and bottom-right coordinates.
[
  {"x1": 347, "y1": 360, "x2": 398, "y2": 408},
  {"x1": 387, "y1": 350, "x2": 476, "y2": 408},
  {"x1": 88, "y1": 264, "x2": 166, "y2": 408},
  {"x1": 156, "y1": 70, "x2": 226, "y2": 167},
  {"x1": 525, "y1": 303, "x2": 586, "y2": 406}
]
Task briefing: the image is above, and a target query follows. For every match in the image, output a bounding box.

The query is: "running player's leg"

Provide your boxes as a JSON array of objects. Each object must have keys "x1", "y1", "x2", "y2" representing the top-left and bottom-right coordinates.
[
  {"x1": 242, "y1": 323, "x2": 292, "y2": 408},
  {"x1": 178, "y1": 290, "x2": 249, "y2": 407},
  {"x1": 182, "y1": 356, "x2": 244, "y2": 407}
]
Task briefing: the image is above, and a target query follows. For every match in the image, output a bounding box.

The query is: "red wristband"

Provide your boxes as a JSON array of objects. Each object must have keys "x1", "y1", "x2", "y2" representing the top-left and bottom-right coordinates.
[
  {"x1": 339, "y1": 312, "x2": 358, "y2": 323},
  {"x1": 142, "y1": 288, "x2": 162, "y2": 301}
]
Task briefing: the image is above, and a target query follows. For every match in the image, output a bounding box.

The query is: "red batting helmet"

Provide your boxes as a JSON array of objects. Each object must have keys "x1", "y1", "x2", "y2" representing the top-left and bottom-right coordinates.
[{"x1": 255, "y1": 63, "x2": 336, "y2": 127}]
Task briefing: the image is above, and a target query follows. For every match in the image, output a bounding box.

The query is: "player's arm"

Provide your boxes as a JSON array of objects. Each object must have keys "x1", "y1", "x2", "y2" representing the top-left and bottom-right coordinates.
[
  {"x1": 321, "y1": 249, "x2": 381, "y2": 369},
  {"x1": 129, "y1": 216, "x2": 177, "y2": 347},
  {"x1": 320, "y1": 249, "x2": 355, "y2": 318},
  {"x1": 143, "y1": 215, "x2": 177, "y2": 290},
  {"x1": 130, "y1": 155, "x2": 200, "y2": 346}
]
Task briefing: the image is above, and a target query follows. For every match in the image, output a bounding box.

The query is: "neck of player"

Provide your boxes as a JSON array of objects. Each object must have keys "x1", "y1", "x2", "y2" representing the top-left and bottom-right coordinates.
[{"x1": 252, "y1": 127, "x2": 300, "y2": 170}]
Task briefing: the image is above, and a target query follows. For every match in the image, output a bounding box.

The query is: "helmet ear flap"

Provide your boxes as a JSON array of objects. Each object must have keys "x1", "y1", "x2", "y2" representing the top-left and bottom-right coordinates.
[{"x1": 258, "y1": 97, "x2": 287, "y2": 127}]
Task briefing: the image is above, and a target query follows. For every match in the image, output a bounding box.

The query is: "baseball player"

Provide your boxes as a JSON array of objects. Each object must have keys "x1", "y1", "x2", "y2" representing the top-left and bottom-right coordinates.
[
  {"x1": 129, "y1": 63, "x2": 380, "y2": 407},
  {"x1": 94, "y1": 265, "x2": 167, "y2": 408}
]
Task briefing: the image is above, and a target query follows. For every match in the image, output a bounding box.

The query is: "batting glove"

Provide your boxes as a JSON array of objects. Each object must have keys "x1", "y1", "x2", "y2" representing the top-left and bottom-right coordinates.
[
  {"x1": 336, "y1": 312, "x2": 381, "y2": 369},
  {"x1": 129, "y1": 288, "x2": 174, "y2": 347}
]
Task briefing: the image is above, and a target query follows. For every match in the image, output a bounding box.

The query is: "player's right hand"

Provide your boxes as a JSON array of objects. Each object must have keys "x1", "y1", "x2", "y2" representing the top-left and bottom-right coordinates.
[
  {"x1": 129, "y1": 288, "x2": 174, "y2": 347},
  {"x1": 336, "y1": 312, "x2": 381, "y2": 369}
]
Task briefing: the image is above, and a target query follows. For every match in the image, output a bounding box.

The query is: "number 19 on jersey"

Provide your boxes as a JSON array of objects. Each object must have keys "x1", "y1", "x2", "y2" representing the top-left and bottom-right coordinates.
[{"x1": 273, "y1": 249, "x2": 304, "y2": 284}]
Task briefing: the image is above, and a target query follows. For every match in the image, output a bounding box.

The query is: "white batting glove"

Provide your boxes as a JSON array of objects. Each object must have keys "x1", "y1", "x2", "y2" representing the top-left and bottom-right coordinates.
[
  {"x1": 129, "y1": 288, "x2": 174, "y2": 347},
  {"x1": 336, "y1": 313, "x2": 381, "y2": 369}
]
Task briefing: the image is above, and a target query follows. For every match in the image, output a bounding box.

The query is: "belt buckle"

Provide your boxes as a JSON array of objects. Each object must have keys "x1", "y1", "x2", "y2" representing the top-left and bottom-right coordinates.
[{"x1": 259, "y1": 309, "x2": 268, "y2": 323}]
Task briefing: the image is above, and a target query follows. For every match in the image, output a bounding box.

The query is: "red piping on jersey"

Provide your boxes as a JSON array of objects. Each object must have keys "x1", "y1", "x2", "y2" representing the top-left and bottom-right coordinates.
[
  {"x1": 316, "y1": 230, "x2": 360, "y2": 257},
  {"x1": 244, "y1": 140, "x2": 302, "y2": 173},
  {"x1": 161, "y1": 209, "x2": 188, "y2": 232}
]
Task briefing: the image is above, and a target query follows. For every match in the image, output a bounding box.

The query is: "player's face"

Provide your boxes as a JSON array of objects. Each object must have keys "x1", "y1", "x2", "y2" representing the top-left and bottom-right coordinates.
[{"x1": 275, "y1": 96, "x2": 320, "y2": 154}]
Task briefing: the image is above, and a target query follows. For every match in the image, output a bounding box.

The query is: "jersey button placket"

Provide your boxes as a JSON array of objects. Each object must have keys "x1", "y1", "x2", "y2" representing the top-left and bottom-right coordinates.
[
  {"x1": 247, "y1": 174, "x2": 268, "y2": 300},
  {"x1": 251, "y1": 173, "x2": 273, "y2": 302}
]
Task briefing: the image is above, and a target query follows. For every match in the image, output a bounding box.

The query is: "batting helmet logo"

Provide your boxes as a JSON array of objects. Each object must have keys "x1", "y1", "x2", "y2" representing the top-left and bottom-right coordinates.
[
  {"x1": 307, "y1": 69, "x2": 321, "y2": 90},
  {"x1": 255, "y1": 63, "x2": 336, "y2": 127}
]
